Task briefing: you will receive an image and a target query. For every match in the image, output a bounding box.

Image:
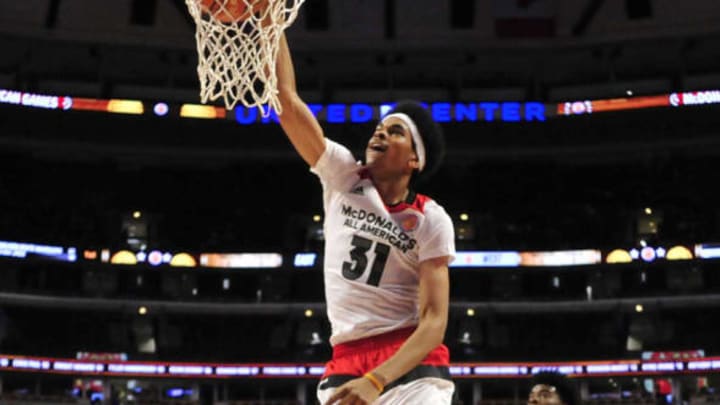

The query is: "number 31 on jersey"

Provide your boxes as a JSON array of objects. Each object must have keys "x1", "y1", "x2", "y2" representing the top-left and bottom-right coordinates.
[{"x1": 342, "y1": 235, "x2": 390, "y2": 287}]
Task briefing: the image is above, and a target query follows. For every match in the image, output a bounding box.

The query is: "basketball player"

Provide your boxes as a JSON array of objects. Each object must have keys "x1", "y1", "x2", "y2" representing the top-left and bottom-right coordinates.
[
  {"x1": 527, "y1": 371, "x2": 579, "y2": 405},
  {"x1": 275, "y1": 33, "x2": 455, "y2": 405}
]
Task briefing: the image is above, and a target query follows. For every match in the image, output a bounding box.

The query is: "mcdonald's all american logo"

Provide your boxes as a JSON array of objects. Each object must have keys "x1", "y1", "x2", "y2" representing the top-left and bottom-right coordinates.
[{"x1": 400, "y1": 214, "x2": 419, "y2": 232}]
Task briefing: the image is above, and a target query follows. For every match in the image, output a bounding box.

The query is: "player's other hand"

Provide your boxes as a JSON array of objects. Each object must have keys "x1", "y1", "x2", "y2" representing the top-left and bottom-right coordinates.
[{"x1": 324, "y1": 377, "x2": 381, "y2": 405}]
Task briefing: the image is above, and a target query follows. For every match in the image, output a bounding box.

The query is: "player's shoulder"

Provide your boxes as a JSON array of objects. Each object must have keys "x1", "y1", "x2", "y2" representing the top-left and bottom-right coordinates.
[
  {"x1": 416, "y1": 193, "x2": 451, "y2": 221},
  {"x1": 313, "y1": 138, "x2": 363, "y2": 183},
  {"x1": 325, "y1": 138, "x2": 356, "y2": 158}
]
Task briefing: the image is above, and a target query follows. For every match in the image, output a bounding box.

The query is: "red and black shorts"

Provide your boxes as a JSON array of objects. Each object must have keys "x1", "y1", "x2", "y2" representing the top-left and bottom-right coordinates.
[{"x1": 319, "y1": 327, "x2": 452, "y2": 393}]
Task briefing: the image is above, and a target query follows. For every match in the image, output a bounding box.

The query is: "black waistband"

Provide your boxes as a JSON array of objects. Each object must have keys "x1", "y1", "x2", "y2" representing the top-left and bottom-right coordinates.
[{"x1": 318, "y1": 365, "x2": 451, "y2": 395}]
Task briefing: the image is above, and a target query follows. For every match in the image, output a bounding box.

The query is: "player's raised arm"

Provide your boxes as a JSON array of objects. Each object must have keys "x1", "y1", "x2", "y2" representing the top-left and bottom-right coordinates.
[{"x1": 276, "y1": 33, "x2": 326, "y2": 167}]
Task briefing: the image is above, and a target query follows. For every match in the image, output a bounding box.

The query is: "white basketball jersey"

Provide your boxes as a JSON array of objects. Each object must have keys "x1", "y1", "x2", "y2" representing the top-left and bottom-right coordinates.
[{"x1": 311, "y1": 139, "x2": 455, "y2": 346}]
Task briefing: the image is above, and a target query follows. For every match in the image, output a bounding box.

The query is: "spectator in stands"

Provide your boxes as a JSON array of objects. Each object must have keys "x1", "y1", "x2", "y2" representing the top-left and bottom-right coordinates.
[{"x1": 527, "y1": 371, "x2": 580, "y2": 405}]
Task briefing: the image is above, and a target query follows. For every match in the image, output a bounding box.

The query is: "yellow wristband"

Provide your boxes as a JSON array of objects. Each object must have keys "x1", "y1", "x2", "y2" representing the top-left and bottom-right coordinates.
[{"x1": 363, "y1": 372, "x2": 384, "y2": 393}]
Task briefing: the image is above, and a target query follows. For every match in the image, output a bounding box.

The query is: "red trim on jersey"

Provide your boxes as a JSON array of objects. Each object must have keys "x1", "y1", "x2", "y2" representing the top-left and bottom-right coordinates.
[
  {"x1": 322, "y1": 327, "x2": 450, "y2": 379},
  {"x1": 387, "y1": 192, "x2": 430, "y2": 214},
  {"x1": 357, "y1": 169, "x2": 431, "y2": 214}
]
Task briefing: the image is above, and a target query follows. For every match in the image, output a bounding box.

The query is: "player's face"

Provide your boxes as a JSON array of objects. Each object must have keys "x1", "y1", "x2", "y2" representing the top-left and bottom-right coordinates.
[
  {"x1": 527, "y1": 384, "x2": 564, "y2": 405},
  {"x1": 365, "y1": 116, "x2": 419, "y2": 177}
]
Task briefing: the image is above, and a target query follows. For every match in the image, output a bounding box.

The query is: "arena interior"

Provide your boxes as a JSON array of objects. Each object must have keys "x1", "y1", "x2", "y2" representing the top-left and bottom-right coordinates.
[{"x1": 1, "y1": 0, "x2": 720, "y2": 404}]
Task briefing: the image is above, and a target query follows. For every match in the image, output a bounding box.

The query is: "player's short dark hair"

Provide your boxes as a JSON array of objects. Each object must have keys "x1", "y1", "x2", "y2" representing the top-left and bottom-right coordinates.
[
  {"x1": 530, "y1": 371, "x2": 579, "y2": 405},
  {"x1": 386, "y1": 100, "x2": 445, "y2": 184}
]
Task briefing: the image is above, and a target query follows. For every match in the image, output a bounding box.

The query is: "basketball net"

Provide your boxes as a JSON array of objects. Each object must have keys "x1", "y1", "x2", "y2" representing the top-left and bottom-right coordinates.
[{"x1": 185, "y1": 0, "x2": 305, "y2": 115}]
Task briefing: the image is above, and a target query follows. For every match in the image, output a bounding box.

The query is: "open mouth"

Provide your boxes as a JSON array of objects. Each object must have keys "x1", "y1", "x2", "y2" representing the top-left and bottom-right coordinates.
[{"x1": 369, "y1": 143, "x2": 387, "y2": 152}]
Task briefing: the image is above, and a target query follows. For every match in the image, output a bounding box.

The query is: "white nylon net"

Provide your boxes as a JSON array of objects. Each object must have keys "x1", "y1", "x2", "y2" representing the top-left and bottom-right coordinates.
[{"x1": 185, "y1": 0, "x2": 305, "y2": 115}]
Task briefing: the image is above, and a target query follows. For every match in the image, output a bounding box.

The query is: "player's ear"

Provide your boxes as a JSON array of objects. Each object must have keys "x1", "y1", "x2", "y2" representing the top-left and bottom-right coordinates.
[{"x1": 408, "y1": 154, "x2": 420, "y2": 170}]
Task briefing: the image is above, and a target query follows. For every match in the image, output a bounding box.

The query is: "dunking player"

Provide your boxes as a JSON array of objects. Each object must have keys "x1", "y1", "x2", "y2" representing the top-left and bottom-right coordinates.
[{"x1": 275, "y1": 33, "x2": 455, "y2": 405}]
